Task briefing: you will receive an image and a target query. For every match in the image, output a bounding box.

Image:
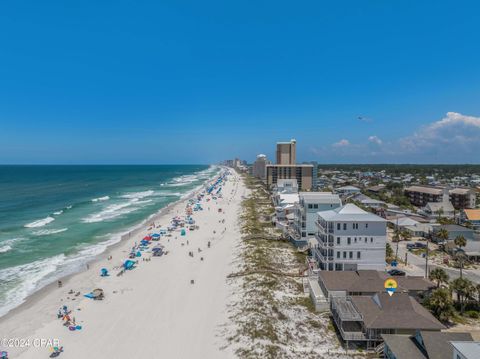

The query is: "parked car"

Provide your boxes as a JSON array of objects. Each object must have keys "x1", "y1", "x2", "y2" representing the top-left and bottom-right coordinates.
[
  {"x1": 406, "y1": 242, "x2": 427, "y2": 250},
  {"x1": 388, "y1": 269, "x2": 406, "y2": 276}
]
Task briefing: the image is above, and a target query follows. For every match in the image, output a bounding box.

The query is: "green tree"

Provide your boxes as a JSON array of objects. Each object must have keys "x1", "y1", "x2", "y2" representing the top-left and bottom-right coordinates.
[
  {"x1": 454, "y1": 235, "x2": 467, "y2": 250},
  {"x1": 386, "y1": 243, "x2": 393, "y2": 260},
  {"x1": 429, "y1": 268, "x2": 449, "y2": 288},
  {"x1": 401, "y1": 230, "x2": 412, "y2": 242},
  {"x1": 424, "y1": 288, "x2": 455, "y2": 322},
  {"x1": 450, "y1": 277, "x2": 475, "y2": 314},
  {"x1": 436, "y1": 228, "x2": 449, "y2": 243},
  {"x1": 454, "y1": 235, "x2": 467, "y2": 278},
  {"x1": 436, "y1": 207, "x2": 444, "y2": 220}
]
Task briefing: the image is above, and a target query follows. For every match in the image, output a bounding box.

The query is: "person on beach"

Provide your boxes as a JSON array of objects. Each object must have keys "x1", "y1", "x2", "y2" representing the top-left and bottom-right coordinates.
[{"x1": 57, "y1": 280, "x2": 62, "y2": 288}]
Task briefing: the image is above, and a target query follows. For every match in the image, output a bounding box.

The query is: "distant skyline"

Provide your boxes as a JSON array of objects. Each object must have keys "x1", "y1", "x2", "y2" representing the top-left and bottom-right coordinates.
[{"x1": 1, "y1": 1, "x2": 480, "y2": 164}]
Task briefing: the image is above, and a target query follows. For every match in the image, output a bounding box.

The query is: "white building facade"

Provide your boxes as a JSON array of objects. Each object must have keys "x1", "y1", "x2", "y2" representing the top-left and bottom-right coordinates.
[
  {"x1": 314, "y1": 203, "x2": 386, "y2": 271},
  {"x1": 289, "y1": 192, "x2": 342, "y2": 247},
  {"x1": 252, "y1": 154, "x2": 269, "y2": 180}
]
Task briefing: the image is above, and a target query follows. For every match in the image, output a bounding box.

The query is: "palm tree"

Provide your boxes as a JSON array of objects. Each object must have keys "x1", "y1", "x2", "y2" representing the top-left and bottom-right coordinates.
[
  {"x1": 429, "y1": 268, "x2": 449, "y2": 288},
  {"x1": 454, "y1": 235, "x2": 467, "y2": 278},
  {"x1": 401, "y1": 230, "x2": 412, "y2": 242},
  {"x1": 454, "y1": 235, "x2": 467, "y2": 249},
  {"x1": 436, "y1": 207, "x2": 444, "y2": 220},
  {"x1": 450, "y1": 277, "x2": 475, "y2": 315},
  {"x1": 436, "y1": 228, "x2": 450, "y2": 263},
  {"x1": 425, "y1": 288, "x2": 455, "y2": 322},
  {"x1": 436, "y1": 228, "x2": 449, "y2": 243}
]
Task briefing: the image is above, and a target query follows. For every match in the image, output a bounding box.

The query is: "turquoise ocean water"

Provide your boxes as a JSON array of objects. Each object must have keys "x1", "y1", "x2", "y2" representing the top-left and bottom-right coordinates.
[{"x1": 0, "y1": 165, "x2": 218, "y2": 317}]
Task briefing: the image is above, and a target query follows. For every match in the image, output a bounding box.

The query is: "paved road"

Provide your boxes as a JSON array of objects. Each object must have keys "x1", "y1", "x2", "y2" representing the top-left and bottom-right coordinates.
[{"x1": 391, "y1": 240, "x2": 480, "y2": 284}]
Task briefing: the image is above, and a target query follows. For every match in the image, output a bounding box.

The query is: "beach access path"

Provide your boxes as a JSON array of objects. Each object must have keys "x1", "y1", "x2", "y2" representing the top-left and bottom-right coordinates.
[{"x1": 1, "y1": 170, "x2": 246, "y2": 359}]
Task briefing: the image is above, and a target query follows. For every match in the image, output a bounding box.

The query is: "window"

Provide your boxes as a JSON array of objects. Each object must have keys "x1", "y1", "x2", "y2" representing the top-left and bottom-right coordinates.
[
  {"x1": 308, "y1": 204, "x2": 313, "y2": 209},
  {"x1": 313, "y1": 204, "x2": 318, "y2": 209},
  {"x1": 353, "y1": 223, "x2": 359, "y2": 229},
  {"x1": 365, "y1": 223, "x2": 369, "y2": 228},
  {"x1": 365, "y1": 237, "x2": 367, "y2": 243},
  {"x1": 337, "y1": 223, "x2": 341, "y2": 230},
  {"x1": 337, "y1": 237, "x2": 340, "y2": 245},
  {"x1": 343, "y1": 251, "x2": 346, "y2": 258},
  {"x1": 343, "y1": 223, "x2": 347, "y2": 230},
  {"x1": 354, "y1": 237, "x2": 357, "y2": 243},
  {"x1": 357, "y1": 251, "x2": 361, "y2": 259},
  {"x1": 337, "y1": 251, "x2": 340, "y2": 259},
  {"x1": 302, "y1": 232, "x2": 306, "y2": 237},
  {"x1": 347, "y1": 237, "x2": 351, "y2": 245},
  {"x1": 370, "y1": 237, "x2": 374, "y2": 243},
  {"x1": 349, "y1": 251, "x2": 353, "y2": 259}
]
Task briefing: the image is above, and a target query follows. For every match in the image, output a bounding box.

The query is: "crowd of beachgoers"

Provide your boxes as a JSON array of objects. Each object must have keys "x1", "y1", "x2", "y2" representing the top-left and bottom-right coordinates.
[{"x1": 1, "y1": 168, "x2": 245, "y2": 358}]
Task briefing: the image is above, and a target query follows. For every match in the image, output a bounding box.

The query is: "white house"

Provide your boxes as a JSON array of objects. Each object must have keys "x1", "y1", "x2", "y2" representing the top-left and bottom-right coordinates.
[
  {"x1": 314, "y1": 203, "x2": 387, "y2": 271},
  {"x1": 289, "y1": 192, "x2": 342, "y2": 247},
  {"x1": 334, "y1": 185, "x2": 361, "y2": 196}
]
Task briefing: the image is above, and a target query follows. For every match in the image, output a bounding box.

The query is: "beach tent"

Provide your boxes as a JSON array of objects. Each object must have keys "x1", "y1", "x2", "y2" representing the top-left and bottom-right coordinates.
[
  {"x1": 100, "y1": 268, "x2": 109, "y2": 277},
  {"x1": 181, "y1": 229, "x2": 186, "y2": 236},
  {"x1": 124, "y1": 260, "x2": 135, "y2": 270}
]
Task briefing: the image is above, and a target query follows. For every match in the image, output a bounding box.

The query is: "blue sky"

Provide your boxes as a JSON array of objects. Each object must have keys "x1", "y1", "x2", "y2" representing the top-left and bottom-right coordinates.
[{"x1": 1, "y1": 0, "x2": 479, "y2": 164}]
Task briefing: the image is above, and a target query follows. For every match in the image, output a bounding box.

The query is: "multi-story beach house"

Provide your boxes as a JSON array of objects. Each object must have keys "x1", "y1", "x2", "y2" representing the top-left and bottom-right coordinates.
[
  {"x1": 313, "y1": 203, "x2": 386, "y2": 271},
  {"x1": 330, "y1": 292, "x2": 444, "y2": 350},
  {"x1": 289, "y1": 192, "x2": 342, "y2": 247}
]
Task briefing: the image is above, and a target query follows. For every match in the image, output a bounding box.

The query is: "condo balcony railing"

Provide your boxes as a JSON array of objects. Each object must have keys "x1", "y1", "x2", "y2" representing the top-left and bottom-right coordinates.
[{"x1": 339, "y1": 329, "x2": 367, "y2": 341}]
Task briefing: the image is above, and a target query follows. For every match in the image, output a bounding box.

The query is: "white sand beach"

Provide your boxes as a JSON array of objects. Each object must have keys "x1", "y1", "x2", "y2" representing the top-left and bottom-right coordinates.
[{"x1": 0, "y1": 169, "x2": 245, "y2": 359}]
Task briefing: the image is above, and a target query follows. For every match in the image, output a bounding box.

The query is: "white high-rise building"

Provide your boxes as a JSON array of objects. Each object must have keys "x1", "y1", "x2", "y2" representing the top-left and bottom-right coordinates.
[
  {"x1": 314, "y1": 203, "x2": 386, "y2": 271},
  {"x1": 252, "y1": 154, "x2": 269, "y2": 180}
]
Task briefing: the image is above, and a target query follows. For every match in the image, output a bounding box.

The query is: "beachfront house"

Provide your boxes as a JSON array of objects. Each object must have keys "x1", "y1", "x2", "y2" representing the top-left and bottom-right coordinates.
[
  {"x1": 318, "y1": 270, "x2": 434, "y2": 302},
  {"x1": 330, "y1": 292, "x2": 445, "y2": 350},
  {"x1": 289, "y1": 192, "x2": 342, "y2": 247},
  {"x1": 313, "y1": 203, "x2": 387, "y2": 271},
  {"x1": 382, "y1": 331, "x2": 474, "y2": 359}
]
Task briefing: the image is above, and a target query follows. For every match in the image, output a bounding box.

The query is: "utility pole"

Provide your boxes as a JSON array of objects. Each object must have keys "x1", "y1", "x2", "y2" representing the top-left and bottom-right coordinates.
[
  {"x1": 425, "y1": 231, "x2": 430, "y2": 278},
  {"x1": 395, "y1": 217, "x2": 399, "y2": 262}
]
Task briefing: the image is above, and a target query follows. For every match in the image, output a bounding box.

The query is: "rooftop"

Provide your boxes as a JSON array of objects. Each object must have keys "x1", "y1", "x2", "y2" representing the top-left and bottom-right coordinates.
[
  {"x1": 450, "y1": 188, "x2": 474, "y2": 195},
  {"x1": 451, "y1": 341, "x2": 480, "y2": 359},
  {"x1": 382, "y1": 332, "x2": 474, "y2": 359},
  {"x1": 317, "y1": 203, "x2": 386, "y2": 222},
  {"x1": 299, "y1": 192, "x2": 342, "y2": 203},
  {"x1": 405, "y1": 185, "x2": 443, "y2": 195},
  {"x1": 464, "y1": 209, "x2": 480, "y2": 221},
  {"x1": 319, "y1": 270, "x2": 434, "y2": 294},
  {"x1": 351, "y1": 293, "x2": 445, "y2": 330}
]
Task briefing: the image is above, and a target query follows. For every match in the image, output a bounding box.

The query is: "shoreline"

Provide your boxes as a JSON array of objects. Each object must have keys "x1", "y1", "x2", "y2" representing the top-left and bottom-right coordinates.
[
  {"x1": 0, "y1": 168, "x2": 218, "y2": 322},
  {"x1": 1, "y1": 167, "x2": 244, "y2": 359}
]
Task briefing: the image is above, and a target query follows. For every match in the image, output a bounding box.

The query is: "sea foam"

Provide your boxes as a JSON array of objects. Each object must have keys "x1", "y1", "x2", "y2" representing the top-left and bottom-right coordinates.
[
  {"x1": 24, "y1": 216, "x2": 55, "y2": 228},
  {"x1": 92, "y1": 196, "x2": 110, "y2": 202},
  {"x1": 32, "y1": 228, "x2": 68, "y2": 236}
]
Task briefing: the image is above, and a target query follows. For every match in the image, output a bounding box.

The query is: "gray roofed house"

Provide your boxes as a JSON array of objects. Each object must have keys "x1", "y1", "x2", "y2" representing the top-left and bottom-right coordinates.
[
  {"x1": 318, "y1": 270, "x2": 434, "y2": 301},
  {"x1": 382, "y1": 331, "x2": 474, "y2": 359},
  {"x1": 330, "y1": 292, "x2": 445, "y2": 349},
  {"x1": 451, "y1": 341, "x2": 480, "y2": 359}
]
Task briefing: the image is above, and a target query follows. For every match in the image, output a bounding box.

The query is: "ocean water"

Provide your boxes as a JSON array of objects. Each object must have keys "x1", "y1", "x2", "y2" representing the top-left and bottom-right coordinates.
[{"x1": 0, "y1": 165, "x2": 218, "y2": 317}]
